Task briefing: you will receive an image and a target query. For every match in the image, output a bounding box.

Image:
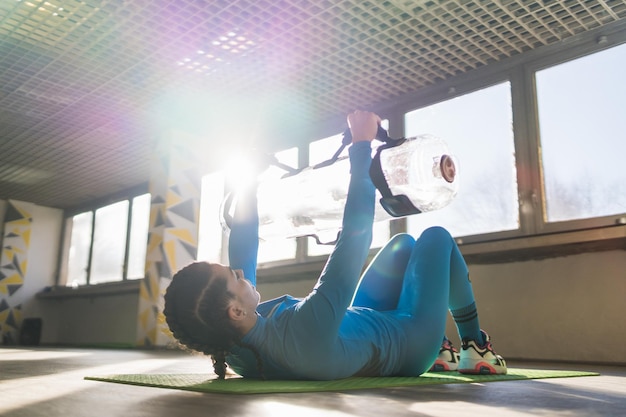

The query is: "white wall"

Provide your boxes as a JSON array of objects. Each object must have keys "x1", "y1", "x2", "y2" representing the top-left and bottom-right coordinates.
[
  {"x1": 0, "y1": 200, "x2": 62, "y2": 344},
  {"x1": 19, "y1": 203, "x2": 63, "y2": 319},
  {"x1": 37, "y1": 292, "x2": 139, "y2": 346},
  {"x1": 460, "y1": 250, "x2": 626, "y2": 364}
]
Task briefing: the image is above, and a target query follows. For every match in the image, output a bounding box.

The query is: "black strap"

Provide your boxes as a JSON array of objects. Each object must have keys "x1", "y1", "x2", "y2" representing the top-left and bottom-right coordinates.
[
  {"x1": 369, "y1": 138, "x2": 422, "y2": 217},
  {"x1": 315, "y1": 125, "x2": 422, "y2": 218},
  {"x1": 369, "y1": 138, "x2": 405, "y2": 199},
  {"x1": 261, "y1": 153, "x2": 302, "y2": 178},
  {"x1": 304, "y1": 230, "x2": 341, "y2": 246},
  {"x1": 313, "y1": 125, "x2": 390, "y2": 169}
]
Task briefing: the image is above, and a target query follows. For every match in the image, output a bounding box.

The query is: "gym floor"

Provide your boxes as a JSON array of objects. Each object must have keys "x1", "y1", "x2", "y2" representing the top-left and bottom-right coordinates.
[{"x1": 2, "y1": 347, "x2": 625, "y2": 417}]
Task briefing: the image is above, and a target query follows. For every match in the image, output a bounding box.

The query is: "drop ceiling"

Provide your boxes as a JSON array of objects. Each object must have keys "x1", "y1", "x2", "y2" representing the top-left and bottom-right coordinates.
[{"x1": 1, "y1": 0, "x2": 625, "y2": 209}]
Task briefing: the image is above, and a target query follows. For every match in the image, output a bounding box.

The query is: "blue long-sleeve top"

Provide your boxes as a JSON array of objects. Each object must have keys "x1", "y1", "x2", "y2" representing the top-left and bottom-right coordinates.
[{"x1": 225, "y1": 141, "x2": 407, "y2": 380}]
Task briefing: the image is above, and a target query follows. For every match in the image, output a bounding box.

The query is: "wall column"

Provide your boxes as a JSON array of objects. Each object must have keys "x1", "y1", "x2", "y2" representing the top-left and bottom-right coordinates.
[
  {"x1": 0, "y1": 200, "x2": 33, "y2": 344},
  {"x1": 136, "y1": 130, "x2": 203, "y2": 347}
]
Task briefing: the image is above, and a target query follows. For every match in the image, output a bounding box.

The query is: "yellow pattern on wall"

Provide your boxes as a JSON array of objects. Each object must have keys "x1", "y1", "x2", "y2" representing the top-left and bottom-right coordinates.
[
  {"x1": 0, "y1": 200, "x2": 32, "y2": 344},
  {"x1": 136, "y1": 131, "x2": 202, "y2": 347}
]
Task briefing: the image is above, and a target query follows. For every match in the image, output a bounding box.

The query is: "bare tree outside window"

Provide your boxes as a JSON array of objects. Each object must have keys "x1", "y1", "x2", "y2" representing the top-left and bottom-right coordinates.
[{"x1": 536, "y1": 43, "x2": 626, "y2": 222}]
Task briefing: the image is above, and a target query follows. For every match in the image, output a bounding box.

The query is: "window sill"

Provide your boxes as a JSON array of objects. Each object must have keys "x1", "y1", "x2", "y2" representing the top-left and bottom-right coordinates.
[
  {"x1": 37, "y1": 279, "x2": 142, "y2": 299},
  {"x1": 257, "y1": 260, "x2": 328, "y2": 283},
  {"x1": 460, "y1": 224, "x2": 626, "y2": 264}
]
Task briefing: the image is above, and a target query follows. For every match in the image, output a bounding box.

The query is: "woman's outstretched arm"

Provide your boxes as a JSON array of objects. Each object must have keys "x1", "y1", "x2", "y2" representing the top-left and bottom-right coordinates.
[
  {"x1": 291, "y1": 111, "x2": 380, "y2": 339},
  {"x1": 228, "y1": 183, "x2": 259, "y2": 286}
]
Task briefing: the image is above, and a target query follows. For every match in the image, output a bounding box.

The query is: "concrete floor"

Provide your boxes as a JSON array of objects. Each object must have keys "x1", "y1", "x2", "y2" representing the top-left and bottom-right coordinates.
[{"x1": 1, "y1": 347, "x2": 625, "y2": 417}]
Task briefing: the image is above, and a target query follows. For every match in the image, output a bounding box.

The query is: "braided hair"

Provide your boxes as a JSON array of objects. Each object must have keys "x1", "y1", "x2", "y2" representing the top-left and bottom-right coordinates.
[{"x1": 164, "y1": 262, "x2": 240, "y2": 379}]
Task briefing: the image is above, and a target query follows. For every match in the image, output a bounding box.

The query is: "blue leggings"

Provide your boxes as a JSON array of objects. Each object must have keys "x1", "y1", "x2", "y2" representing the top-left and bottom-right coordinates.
[{"x1": 351, "y1": 226, "x2": 476, "y2": 375}]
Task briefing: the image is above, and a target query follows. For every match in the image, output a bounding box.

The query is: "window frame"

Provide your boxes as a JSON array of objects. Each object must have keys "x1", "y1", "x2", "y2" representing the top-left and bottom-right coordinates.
[
  {"x1": 59, "y1": 184, "x2": 149, "y2": 286},
  {"x1": 385, "y1": 25, "x2": 625, "y2": 242},
  {"x1": 525, "y1": 35, "x2": 626, "y2": 236}
]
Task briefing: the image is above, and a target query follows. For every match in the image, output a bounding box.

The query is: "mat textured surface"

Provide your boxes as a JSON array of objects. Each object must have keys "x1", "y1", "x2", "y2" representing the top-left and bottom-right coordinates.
[{"x1": 85, "y1": 369, "x2": 598, "y2": 394}]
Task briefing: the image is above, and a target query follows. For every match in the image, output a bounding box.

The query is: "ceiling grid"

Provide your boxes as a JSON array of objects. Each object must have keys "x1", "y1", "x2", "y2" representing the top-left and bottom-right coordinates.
[{"x1": 0, "y1": 0, "x2": 625, "y2": 208}]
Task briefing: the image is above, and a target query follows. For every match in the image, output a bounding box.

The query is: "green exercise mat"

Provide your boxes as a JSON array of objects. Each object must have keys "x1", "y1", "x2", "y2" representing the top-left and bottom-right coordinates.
[{"x1": 85, "y1": 368, "x2": 598, "y2": 394}]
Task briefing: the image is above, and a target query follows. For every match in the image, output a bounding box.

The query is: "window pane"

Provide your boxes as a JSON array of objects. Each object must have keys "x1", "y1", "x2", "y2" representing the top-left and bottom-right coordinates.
[
  {"x1": 536, "y1": 43, "x2": 626, "y2": 222},
  {"x1": 66, "y1": 212, "x2": 93, "y2": 287},
  {"x1": 90, "y1": 201, "x2": 129, "y2": 284},
  {"x1": 308, "y1": 123, "x2": 391, "y2": 257},
  {"x1": 309, "y1": 132, "x2": 348, "y2": 166},
  {"x1": 127, "y1": 193, "x2": 151, "y2": 279},
  {"x1": 405, "y1": 82, "x2": 518, "y2": 237},
  {"x1": 257, "y1": 147, "x2": 298, "y2": 263},
  {"x1": 198, "y1": 171, "x2": 225, "y2": 263}
]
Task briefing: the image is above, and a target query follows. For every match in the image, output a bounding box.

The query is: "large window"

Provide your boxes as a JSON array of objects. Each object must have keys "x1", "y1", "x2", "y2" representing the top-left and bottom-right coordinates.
[
  {"x1": 256, "y1": 147, "x2": 299, "y2": 263},
  {"x1": 198, "y1": 147, "x2": 299, "y2": 265},
  {"x1": 405, "y1": 82, "x2": 519, "y2": 238},
  {"x1": 65, "y1": 193, "x2": 150, "y2": 286},
  {"x1": 66, "y1": 211, "x2": 94, "y2": 287},
  {"x1": 536, "y1": 42, "x2": 626, "y2": 223},
  {"x1": 197, "y1": 171, "x2": 226, "y2": 263},
  {"x1": 90, "y1": 201, "x2": 129, "y2": 284},
  {"x1": 127, "y1": 194, "x2": 151, "y2": 278}
]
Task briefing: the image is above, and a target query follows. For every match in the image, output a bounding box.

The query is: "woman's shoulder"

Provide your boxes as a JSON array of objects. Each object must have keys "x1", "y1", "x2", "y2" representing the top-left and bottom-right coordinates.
[{"x1": 257, "y1": 294, "x2": 302, "y2": 317}]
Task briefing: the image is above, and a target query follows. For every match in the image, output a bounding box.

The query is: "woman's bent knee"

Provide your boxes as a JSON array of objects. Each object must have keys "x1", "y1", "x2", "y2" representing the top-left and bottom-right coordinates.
[
  {"x1": 419, "y1": 226, "x2": 452, "y2": 242},
  {"x1": 388, "y1": 233, "x2": 415, "y2": 247}
]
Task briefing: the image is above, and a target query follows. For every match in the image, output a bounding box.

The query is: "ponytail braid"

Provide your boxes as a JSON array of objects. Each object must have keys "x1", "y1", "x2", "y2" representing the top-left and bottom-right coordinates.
[{"x1": 211, "y1": 350, "x2": 229, "y2": 378}]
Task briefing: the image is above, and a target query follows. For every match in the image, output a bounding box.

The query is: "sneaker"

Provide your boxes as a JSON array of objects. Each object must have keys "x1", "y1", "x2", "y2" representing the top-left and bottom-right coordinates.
[
  {"x1": 429, "y1": 338, "x2": 460, "y2": 372},
  {"x1": 458, "y1": 330, "x2": 507, "y2": 375}
]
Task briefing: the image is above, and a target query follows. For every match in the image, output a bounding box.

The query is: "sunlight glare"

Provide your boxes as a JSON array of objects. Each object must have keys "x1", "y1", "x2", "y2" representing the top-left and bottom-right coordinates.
[
  {"x1": 260, "y1": 401, "x2": 356, "y2": 417},
  {"x1": 408, "y1": 401, "x2": 536, "y2": 416},
  {"x1": 0, "y1": 357, "x2": 177, "y2": 414},
  {"x1": 223, "y1": 151, "x2": 262, "y2": 193}
]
